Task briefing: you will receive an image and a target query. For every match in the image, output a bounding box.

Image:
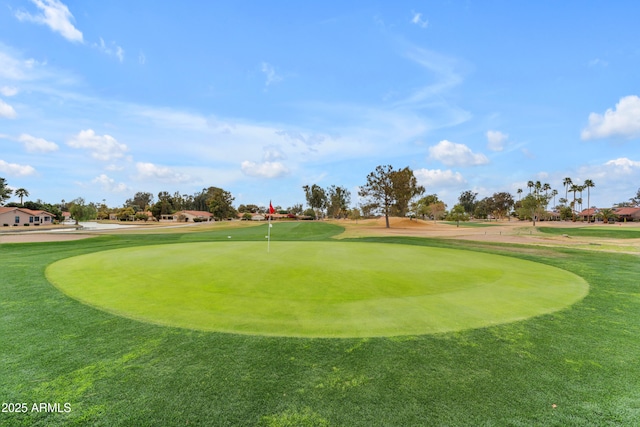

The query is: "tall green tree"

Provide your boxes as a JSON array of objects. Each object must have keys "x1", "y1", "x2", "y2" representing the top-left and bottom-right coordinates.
[
  {"x1": 326, "y1": 185, "x2": 351, "y2": 218},
  {"x1": 15, "y1": 188, "x2": 29, "y2": 205},
  {"x1": 358, "y1": 165, "x2": 396, "y2": 228},
  {"x1": 584, "y1": 179, "x2": 595, "y2": 222},
  {"x1": 206, "y1": 187, "x2": 236, "y2": 220},
  {"x1": 302, "y1": 184, "x2": 327, "y2": 219},
  {"x1": 458, "y1": 190, "x2": 478, "y2": 215},
  {"x1": 390, "y1": 167, "x2": 425, "y2": 217},
  {"x1": 563, "y1": 177, "x2": 573, "y2": 203},
  {"x1": 0, "y1": 177, "x2": 13, "y2": 205},
  {"x1": 412, "y1": 194, "x2": 442, "y2": 219},
  {"x1": 68, "y1": 198, "x2": 97, "y2": 222},
  {"x1": 446, "y1": 204, "x2": 469, "y2": 227},
  {"x1": 125, "y1": 191, "x2": 154, "y2": 212},
  {"x1": 519, "y1": 193, "x2": 550, "y2": 226},
  {"x1": 632, "y1": 188, "x2": 640, "y2": 206},
  {"x1": 491, "y1": 192, "x2": 515, "y2": 220}
]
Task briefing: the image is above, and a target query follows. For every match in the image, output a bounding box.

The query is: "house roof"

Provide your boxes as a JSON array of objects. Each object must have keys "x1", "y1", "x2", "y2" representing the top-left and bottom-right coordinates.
[
  {"x1": 578, "y1": 208, "x2": 598, "y2": 216},
  {"x1": 0, "y1": 207, "x2": 55, "y2": 216},
  {"x1": 180, "y1": 210, "x2": 213, "y2": 217},
  {"x1": 614, "y1": 207, "x2": 640, "y2": 215}
]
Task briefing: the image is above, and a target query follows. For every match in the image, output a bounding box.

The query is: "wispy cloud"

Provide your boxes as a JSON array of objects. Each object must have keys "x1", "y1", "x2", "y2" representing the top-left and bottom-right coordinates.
[
  {"x1": 92, "y1": 174, "x2": 129, "y2": 193},
  {"x1": 241, "y1": 160, "x2": 289, "y2": 179},
  {"x1": 429, "y1": 140, "x2": 489, "y2": 167},
  {"x1": 588, "y1": 58, "x2": 608, "y2": 67},
  {"x1": 0, "y1": 86, "x2": 19, "y2": 96},
  {"x1": 411, "y1": 11, "x2": 429, "y2": 28},
  {"x1": 94, "y1": 38, "x2": 125, "y2": 62},
  {"x1": 486, "y1": 130, "x2": 508, "y2": 152},
  {"x1": 396, "y1": 46, "x2": 466, "y2": 106},
  {"x1": 581, "y1": 95, "x2": 640, "y2": 140},
  {"x1": 261, "y1": 62, "x2": 283, "y2": 87},
  {"x1": 19, "y1": 133, "x2": 59, "y2": 152},
  {"x1": 0, "y1": 99, "x2": 17, "y2": 119},
  {"x1": 15, "y1": 0, "x2": 83, "y2": 43}
]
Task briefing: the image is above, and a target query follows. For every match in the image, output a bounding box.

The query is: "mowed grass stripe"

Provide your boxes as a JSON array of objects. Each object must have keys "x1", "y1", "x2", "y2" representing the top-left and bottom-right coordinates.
[{"x1": 45, "y1": 241, "x2": 588, "y2": 337}]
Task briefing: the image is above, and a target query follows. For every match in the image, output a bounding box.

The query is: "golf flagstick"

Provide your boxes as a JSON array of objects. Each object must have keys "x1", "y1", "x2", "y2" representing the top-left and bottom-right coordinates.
[{"x1": 267, "y1": 201, "x2": 275, "y2": 253}]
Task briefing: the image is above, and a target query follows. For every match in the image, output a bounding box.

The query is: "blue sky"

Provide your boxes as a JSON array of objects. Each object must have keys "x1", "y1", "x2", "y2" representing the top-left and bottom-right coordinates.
[{"x1": 1, "y1": 1, "x2": 639, "y2": 211}]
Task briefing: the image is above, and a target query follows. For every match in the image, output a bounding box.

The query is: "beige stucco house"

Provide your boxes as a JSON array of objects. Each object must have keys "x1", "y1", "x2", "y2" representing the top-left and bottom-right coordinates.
[
  {"x1": 160, "y1": 210, "x2": 214, "y2": 222},
  {"x1": 0, "y1": 207, "x2": 56, "y2": 227}
]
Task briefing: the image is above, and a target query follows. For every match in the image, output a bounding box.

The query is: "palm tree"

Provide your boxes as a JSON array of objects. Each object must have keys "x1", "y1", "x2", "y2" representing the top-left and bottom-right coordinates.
[
  {"x1": 563, "y1": 177, "x2": 572, "y2": 203},
  {"x1": 15, "y1": 188, "x2": 29, "y2": 205},
  {"x1": 517, "y1": 188, "x2": 523, "y2": 201},
  {"x1": 596, "y1": 208, "x2": 617, "y2": 224},
  {"x1": 527, "y1": 180, "x2": 534, "y2": 194},
  {"x1": 570, "y1": 184, "x2": 579, "y2": 221},
  {"x1": 584, "y1": 179, "x2": 595, "y2": 223},
  {"x1": 551, "y1": 189, "x2": 558, "y2": 210}
]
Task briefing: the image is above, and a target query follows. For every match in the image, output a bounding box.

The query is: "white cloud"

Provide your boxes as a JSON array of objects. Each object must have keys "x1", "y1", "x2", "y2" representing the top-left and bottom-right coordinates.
[
  {"x1": 486, "y1": 130, "x2": 508, "y2": 152},
  {"x1": 94, "y1": 38, "x2": 125, "y2": 62},
  {"x1": 605, "y1": 157, "x2": 640, "y2": 174},
  {"x1": 581, "y1": 95, "x2": 640, "y2": 140},
  {"x1": 411, "y1": 11, "x2": 429, "y2": 28},
  {"x1": 92, "y1": 174, "x2": 128, "y2": 192},
  {"x1": 67, "y1": 129, "x2": 128, "y2": 161},
  {"x1": 261, "y1": 62, "x2": 282, "y2": 87},
  {"x1": 0, "y1": 99, "x2": 17, "y2": 119},
  {"x1": 18, "y1": 133, "x2": 59, "y2": 152},
  {"x1": 588, "y1": 58, "x2": 608, "y2": 67},
  {"x1": 15, "y1": 0, "x2": 83, "y2": 43},
  {"x1": 414, "y1": 168, "x2": 466, "y2": 187},
  {"x1": 0, "y1": 159, "x2": 36, "y2": 176},
  {"x1": 0, "y1": 86, "x2": 18, "y2": 96},
  {"x1": 241, "y1": 161, "x2": 289, "y2": 178},
  {"x1": 428, "y1": 140, "x2": 489, "y2": 167},
  {"x1": 0, "y1": 46, "x2": 49, "y2": 81},
  {"x1": 135, "y1": 162, "x2": 191, "y2": 183}
]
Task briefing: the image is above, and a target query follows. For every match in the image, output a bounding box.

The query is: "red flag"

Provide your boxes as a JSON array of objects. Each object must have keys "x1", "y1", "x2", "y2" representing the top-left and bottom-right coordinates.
[{"x1": 269, "y1": 201, "x2": 275, "y2": 214}]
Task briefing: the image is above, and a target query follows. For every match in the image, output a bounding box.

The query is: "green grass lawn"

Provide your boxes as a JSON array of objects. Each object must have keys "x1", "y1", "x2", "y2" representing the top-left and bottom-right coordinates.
[
  {"x1": 539, "y1": 225, "x2": 640, "y2": 239},
  {"x1": 46, "y1": 241, "x2": 587, "y2": 338},
  {"x1": 1, "y1": 222, "x2": 640, "y2": 426}
]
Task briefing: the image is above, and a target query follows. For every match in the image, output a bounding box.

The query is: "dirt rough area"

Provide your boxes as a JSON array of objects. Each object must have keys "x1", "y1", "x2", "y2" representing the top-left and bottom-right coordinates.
[
  {"x1": 331, "y1": 217, "x2": 640, "y2": 254},
  {"x1": 0, "y1": 233, "x2": 95, "y2": 244}
]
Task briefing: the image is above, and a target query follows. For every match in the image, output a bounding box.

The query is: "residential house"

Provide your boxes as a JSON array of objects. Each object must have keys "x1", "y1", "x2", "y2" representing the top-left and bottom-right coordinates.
[
  {"x1": 577, "y1": 208, "x2": 599, "y2": 222},
  {"x1": 614, "y1": 207, "x2": 640, "y2": 222},
  {"x1": 160, "y1": 210, "x2": 214, "y2": 222},
  {"x1": 0, "y1": 207, "x2": 56, "y2": 227}
]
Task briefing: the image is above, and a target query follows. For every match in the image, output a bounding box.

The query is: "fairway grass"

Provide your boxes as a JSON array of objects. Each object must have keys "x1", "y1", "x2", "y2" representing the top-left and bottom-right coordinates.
[
  {"x1": 3, "y1": 222, "x2": 640, "y2": 426},
  {"x1": 46, "y1": 241, "x2": 588, "y2": 337}
]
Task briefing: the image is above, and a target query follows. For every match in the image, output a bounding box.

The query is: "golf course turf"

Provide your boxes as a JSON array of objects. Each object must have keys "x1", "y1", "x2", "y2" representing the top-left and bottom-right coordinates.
[
  {"x1": 46, "y1": 241, "x2": 588, "y2": 337},
  {"x1": 2, "y1": 221, "x2": 639, "y2": 426}
]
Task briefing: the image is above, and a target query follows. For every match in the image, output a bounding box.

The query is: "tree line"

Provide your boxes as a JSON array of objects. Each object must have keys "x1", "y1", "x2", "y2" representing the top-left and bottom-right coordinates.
[{"x1": 4, "y1": 171, "x2": 640, "y2": 225}]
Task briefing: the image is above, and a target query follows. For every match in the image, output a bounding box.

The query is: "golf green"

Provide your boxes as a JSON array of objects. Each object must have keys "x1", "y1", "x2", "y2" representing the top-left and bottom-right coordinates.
[{"x1": 45, "y1": 241, "x2": 588, "y2": 337}]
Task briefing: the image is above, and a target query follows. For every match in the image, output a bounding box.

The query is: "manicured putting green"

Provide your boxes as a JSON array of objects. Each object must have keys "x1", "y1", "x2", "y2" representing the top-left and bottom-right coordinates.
[{"x1": 45, "y1": 242, "x2": 588, "y2": 337}]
